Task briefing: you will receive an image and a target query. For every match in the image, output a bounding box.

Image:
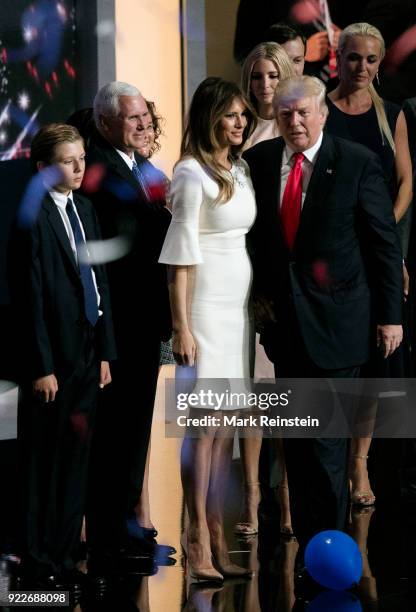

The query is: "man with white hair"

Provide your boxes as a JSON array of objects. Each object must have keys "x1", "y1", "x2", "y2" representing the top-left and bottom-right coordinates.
[
  {"x1": 244, "y1": 76, "x2": 403, "y2": 557},
  {"x1": 84, "y1": 81, "x2": 174, "y2": 574}
]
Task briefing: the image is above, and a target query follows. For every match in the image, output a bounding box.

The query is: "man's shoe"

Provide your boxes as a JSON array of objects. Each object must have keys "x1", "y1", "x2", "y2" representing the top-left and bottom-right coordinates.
[
  {"x1": 127, "y1": 517, "x2": 158, "y2": 541},
  {"x1": 125, "y1": 537, "x2": 176, "y2": 559},
  {"x1": 60, "y1": 569, "x2": 86, "y2": 598}
]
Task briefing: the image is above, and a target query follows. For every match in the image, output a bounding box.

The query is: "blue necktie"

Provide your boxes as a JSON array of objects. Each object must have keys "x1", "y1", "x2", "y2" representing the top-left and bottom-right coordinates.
[
  {"x1": 132, "y1": 160, "x2": 150, "y2": 200},
  {"x1": 66, "y1": 199, "x2": 99, "y2": 327}
]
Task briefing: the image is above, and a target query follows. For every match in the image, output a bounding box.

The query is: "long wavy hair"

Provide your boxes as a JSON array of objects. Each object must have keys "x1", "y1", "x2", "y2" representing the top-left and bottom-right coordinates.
[
  {"x1": 181, "y1": 77, "x2": 256, "y2": 204},
  {"x1": 338, "y1": 22, "x2": 395, "y2": 153},
  {"x1": 145, "y1": 100, "x2": 164, "y2": 157},
  {"x1": 241, "y1": 42, "x2": 295, "y2": 112}
]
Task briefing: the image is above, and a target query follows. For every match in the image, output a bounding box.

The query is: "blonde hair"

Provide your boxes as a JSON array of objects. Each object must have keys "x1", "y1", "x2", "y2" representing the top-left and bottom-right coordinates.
[
  {"x1": 273, "y1": 75, "x2": 328, "y2": 116},
  {"x1": 338, "y1": 22, "x2": 395, "y2": 153},
  {"x1": 181, "y1": 77, "x2": 256, "y2": 204},
  {"x1": 241, "y1": 42, "x2": 295, "y2": 111},
  {"x1": 31, "y1": 123, "x2": 83, "y2": 171}
]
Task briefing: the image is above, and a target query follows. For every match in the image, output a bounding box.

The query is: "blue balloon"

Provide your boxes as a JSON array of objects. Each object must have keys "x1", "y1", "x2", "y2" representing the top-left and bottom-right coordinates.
[
  {"x1": 308, "y1": 590, "x2": 362, "y2": 612},
  {"x1": 305, "y1": 530, "x2": 362, "y2": 591}
]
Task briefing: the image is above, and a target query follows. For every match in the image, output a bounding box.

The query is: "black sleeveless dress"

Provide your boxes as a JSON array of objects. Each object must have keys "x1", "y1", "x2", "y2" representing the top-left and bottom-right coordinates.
[
  {"x1": 326, "y1": 97, "x2": 407, "y2": 377},
  {"x1": 326, "y1": 97, "x2": 400, "y2": 198}
]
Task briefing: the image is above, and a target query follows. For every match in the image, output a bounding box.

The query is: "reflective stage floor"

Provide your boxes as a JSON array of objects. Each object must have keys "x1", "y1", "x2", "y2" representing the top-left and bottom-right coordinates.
[{"x1": 1, "y1": 367, "x2": 416, "y2": 611}]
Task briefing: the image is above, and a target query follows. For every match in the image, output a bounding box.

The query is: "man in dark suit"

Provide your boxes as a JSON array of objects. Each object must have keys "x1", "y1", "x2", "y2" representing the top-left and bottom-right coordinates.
[
  {"x1": 83, "y1": 81, "x2": 174, "y2": 570},
  {"x1": 9, "y1": 124, "x2": 116, "y2": 591},
  {"x1": 244, "y1": 76, "x2": 403, "y2": 553}
]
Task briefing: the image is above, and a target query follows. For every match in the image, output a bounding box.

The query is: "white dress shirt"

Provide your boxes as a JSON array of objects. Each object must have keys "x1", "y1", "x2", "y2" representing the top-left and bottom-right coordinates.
[
  {"x1": 115, "y1": 147, "x2": 134, "y2": 169},
  {"x1": 279, "y1": 131, "x2": 323, "y2": 208},
  {"x1": 49, "y1": 189, "x2": 101, "y2": 311}
]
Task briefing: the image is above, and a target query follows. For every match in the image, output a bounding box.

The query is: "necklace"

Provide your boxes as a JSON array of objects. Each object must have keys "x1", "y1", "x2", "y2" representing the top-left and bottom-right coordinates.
[{"x1": 230, "y1": 162, "x2": 247, "y2": 189}]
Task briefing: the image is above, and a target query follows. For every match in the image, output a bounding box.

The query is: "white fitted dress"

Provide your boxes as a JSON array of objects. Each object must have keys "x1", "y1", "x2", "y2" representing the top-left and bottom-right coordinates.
[{"x1": 159, "y1": 157, "x2": 256, "y2": 381}]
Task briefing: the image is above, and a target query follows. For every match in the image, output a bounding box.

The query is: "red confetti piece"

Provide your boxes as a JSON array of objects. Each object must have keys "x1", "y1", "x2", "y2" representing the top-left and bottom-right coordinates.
[
  {"x1": 70, "y1": 413, "x2": 89, "y2": 441},
  {"x1": 384, "y1": 25, "x2": 416, "y2": 72},
  {"x1": 312, "y1": 260, "x2": 331, "y2": 289},
  {"x1": 44, "y1": 81, "x2": 52, "y2": 97},
  {"x1": 290, "y1": 0, "x2": 320, "y2": 24},
  {"x1": 82, "y1": 163, "x2": 106, "y2": 193},
  {"x1": 148, "y1": 179, "x2": 167, "y2": 202}
]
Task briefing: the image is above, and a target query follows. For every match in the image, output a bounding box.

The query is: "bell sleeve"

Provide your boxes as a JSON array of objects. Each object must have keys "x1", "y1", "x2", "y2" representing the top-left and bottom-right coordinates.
[{"x1": 159, "y1": 160, "x2": 204, "y2": 265}]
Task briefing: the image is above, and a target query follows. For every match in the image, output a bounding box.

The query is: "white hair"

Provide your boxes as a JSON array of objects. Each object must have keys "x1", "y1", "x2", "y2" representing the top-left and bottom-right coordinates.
[{"x1": 93, "y1": 81, "x2": 142, "y2": 127}]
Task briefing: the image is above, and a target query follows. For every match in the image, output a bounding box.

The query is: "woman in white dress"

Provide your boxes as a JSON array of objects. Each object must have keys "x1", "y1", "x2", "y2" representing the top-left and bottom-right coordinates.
[
  {"x1": 159, "y1": 77, "x2": 257, "y2": 581},
  {"x1": 236, "y1": 43, "x2": 295, "y2": 538}
]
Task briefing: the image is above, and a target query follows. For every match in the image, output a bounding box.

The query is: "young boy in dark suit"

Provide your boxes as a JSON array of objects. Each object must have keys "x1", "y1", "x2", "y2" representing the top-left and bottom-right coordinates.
[{"x1": 9, "y1": 123, "x2": 116, "y2": 592}]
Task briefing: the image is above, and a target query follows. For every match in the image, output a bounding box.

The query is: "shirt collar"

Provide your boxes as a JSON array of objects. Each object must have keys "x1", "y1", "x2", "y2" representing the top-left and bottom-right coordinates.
[
  {"x1": 283, "y1": 131, "x2": 323, "y2": 166},
  {"x1": 115, "y1": 147, "x2": 134, "y2": 170},
  {"x1": 49, "y1": 189, "x2": 73, "y2": 209}
]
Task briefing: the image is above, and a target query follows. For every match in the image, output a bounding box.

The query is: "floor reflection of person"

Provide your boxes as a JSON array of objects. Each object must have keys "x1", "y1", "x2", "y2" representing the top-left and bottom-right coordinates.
[
  {"x1": 244, "y1": 75, "x2": 403, "y2": 557},
  {"x1": 348, "y1": 506, "x2": 378, "y2": 605},
  {"x1": 326, "y1": 22, "x2": 413, "y2": 507},
  {"x1": 159, "y1": 77, "x2": 256, "y2": 582}
]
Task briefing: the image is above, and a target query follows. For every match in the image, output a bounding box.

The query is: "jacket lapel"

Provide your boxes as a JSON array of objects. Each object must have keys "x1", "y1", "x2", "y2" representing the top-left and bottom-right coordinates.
[
  {"x1": 294, "y1": 133, "x2": 338, "y2": 250},
  {"x1": 263, "y1": 138, "x2": 285, "y2": 237},
  {"x1": 74, "y1": 194, "x2": 95, "y2": 241},
  {"x1": 43, "y1": 195, "x2": 79, "y2": 276},
  {"x1": 97, "y1": 139, "x2": 149, "y2": 202}
]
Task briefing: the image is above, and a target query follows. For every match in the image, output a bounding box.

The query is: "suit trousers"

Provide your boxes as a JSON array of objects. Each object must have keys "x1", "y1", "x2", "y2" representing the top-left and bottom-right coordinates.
[
  {"x1": 86, "y1": 336, "x2": 161, "y2": 552},
  {"x1": 268, "y1": 304, "x2": 359, "y2": 554},
  {"x1": 17, "y1": 328, "x2": 99, "y2": 578}
]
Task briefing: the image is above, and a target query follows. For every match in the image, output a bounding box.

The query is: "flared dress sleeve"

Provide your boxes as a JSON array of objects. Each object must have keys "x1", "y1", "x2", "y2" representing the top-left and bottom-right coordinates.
[{"x1": 159, "y1": 159, "x2": 204, "y2": 265}]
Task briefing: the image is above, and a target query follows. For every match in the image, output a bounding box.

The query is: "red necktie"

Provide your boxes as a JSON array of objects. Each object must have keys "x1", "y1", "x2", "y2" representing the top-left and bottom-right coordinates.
[{"x1": 280, "y1": 152, "x2": 304, "y2": 251}]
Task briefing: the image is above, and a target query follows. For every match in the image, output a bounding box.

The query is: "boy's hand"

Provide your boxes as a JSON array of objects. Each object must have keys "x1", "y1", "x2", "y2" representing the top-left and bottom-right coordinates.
[
  {"x1": 33, "y1": 374, "x2": 58, "y2": 402},
  {"x1": 99, "y1": 361, "x2": 112, "y2": 388}
]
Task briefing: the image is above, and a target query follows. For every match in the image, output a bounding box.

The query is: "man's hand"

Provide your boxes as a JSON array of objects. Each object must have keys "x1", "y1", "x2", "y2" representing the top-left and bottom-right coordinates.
[
  {"x1": 172, "y1": 328, "x2": 197, "y2": 367},
  {"x1": 32, "y1": 374, "x2": 58, "y2": 402},
  {"x1": 254, "y1": 295, "x2": 276, "y2": 327},
  {"x1": 99, "y1": 361, "x2": 112, "y2": 388},
  {"x1": 377, "y1": 324, "x2": 403, "y2": 358}
]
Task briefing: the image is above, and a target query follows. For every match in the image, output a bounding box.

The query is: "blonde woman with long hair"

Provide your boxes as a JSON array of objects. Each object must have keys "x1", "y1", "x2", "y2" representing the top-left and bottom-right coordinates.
[
  {"x1": 242, "y1": 42, "x2": 295, "y2": 149},
  {"x1": 326, "y1": 22, "x2": 412, "y2": 507}
]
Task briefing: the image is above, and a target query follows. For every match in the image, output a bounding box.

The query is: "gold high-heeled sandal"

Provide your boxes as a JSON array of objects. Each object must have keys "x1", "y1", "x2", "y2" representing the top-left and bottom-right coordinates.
[
  {"x1": 234, "y1": 481, "x2": 260, "y2": 536},
  {"x1": 180, "y1": 532, "x2": 224, "y2": 583},
  {"x1": 349, "y1": 454, "x2": 376, "y2": 506}
]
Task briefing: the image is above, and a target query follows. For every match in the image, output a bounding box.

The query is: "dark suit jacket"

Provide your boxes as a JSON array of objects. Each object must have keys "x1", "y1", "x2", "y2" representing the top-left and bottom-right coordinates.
[
  {"x1": 84, "y1": 133, "x2": 171, "y2": 354},
  {"x1": 9, "y1": 193, "x2": 117, "y2": 383},
  {"x1": 244, "y1": 133, "x2": 403, "y2": 370}
]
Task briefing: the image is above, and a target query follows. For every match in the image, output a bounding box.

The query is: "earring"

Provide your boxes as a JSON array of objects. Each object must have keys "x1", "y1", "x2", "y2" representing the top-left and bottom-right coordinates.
[{"x1": 376, "y1": 71, "x2": 380, "y2": 86}]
